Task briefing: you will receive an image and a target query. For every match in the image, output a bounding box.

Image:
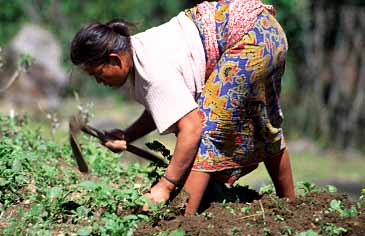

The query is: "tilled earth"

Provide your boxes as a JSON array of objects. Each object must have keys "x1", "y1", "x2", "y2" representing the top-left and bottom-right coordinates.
[{"x1": 135, "y1": 185, "x2": 365, "y2": 236}]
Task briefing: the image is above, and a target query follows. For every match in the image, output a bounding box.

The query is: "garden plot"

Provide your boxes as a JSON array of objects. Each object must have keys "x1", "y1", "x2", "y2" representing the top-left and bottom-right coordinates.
[{"x1": 0, "y1": 115, "x2": 364, "y2": 236}]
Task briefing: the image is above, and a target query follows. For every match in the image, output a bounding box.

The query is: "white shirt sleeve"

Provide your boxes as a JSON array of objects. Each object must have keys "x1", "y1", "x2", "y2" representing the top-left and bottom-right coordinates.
[
  {"x1": 130, "y1": 12, "x2": 204, "y2": 134},
  {"x1": 145, "y1": 69, "x2": 198, "y2": 134}
]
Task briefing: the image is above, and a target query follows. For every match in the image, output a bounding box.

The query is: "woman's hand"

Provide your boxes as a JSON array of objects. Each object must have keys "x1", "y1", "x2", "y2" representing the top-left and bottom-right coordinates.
[
  {"x1": 143, "y1": 177, "x2": 175, "y2": 211},
  {"x1": 102, "y1": 129, "x2": 127, "y2": 153}
]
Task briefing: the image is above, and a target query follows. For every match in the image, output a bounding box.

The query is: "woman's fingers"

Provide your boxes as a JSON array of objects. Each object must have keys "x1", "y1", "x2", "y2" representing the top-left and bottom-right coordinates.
[
  {"x1": 142, "y1": 180, "x2": 172, "y2": 211},
  {"x1": 104, "y1": 140, "x2": 127, "y2": 153},
  {"x1": 142, "y1": 193, "x2": 152, "y2": 211}
]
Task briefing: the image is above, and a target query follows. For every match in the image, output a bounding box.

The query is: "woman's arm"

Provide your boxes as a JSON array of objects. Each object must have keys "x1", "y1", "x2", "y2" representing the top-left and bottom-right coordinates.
[
  {"x1": 124, "y1": 109, "x2": 156, "y2": 142},
  {"x1": 164, "y1": 108, "x2": 202, "y2": 183},
  {"x1": 144, "y1": 108, "x2": 202, "y2": 203}
]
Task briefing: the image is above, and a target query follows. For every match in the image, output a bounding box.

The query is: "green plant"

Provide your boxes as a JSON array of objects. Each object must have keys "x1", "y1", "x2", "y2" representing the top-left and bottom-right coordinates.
[
  {"x1": 202, "y1": 211, "x2": 213, "y2": 220},
  {"x1": 0, "y1": 114, "x2": 159, "y2": 235},
  {"x1": 222, "y1": 200, "x2": 236, "y2": 215},
  {"x1": 274, "y1": 214, "x2": 285, "y2": 222},
  {"x1": 145, "y1": 140, "x2": 172, "y2": 161},
  {"x1": 263, "y1": 227, "x2": 271, "y2": 236},
  {"x1": 320, "y1": 223, "x2": 347, "y2": 236},
  {"x1": 259, "y1": 184, "x2": 275, "y2": 195},
  {"x1": 296, "y1": 229, "x2": 319, "y2": 236},
  {"x1": 18, "y1": 53, "x2": 33, "y2": 69},
  {"x1": 358, "y1": 188, "x2": 365, "y2": 209},
  {"x1": 297, "y1": 181, "x2": 320, "y2": 195},
  {"x1": 329, "y1": 199, "x2": 358, "y2": 218},
  {"x1": 324, "y1": 185, "x2": 338, "y2": 193},
  {"x1": 240, "y1": 205, "x2": 252, "y2": 214},
  {"x1": 169, "y1": 228, "x2": 186, "y2": 236},
  {"x1": 281, "y1": 226, "x2": 294, "y2": 236},
  {"x1": 229, "y1": 226, "x2": 241, "y2": 236}
]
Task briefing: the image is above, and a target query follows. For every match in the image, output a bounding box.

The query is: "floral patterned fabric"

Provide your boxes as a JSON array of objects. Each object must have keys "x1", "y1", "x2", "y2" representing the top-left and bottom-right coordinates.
[
  {"x1": 185, "y1": 0, "x2": 276, "y2": 79},
  {"x1": 186, "y1": 3, "x2": 288, "y2": 184}
]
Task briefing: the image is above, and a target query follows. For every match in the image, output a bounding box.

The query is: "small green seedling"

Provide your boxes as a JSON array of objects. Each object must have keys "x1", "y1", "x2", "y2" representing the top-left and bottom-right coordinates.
[
  {"x1": 259, "y1": 184, "x2": 275, "y2": 195},
  {"x1": 329, "y1": 199, "x2": 358, "y2": 218},
  {"x1": 281, "y1": 226, "x2": 293, "y2": 236},
  {"x1": 297, "y1": 181, "x2": 319, "y2": 195},
  {"x1": 274, "y1": 214, "x2": 285, "y2": 222},
  {"x1": 240, "y1": 205, "x2": 252, "y2": 214},
  {"x1": 202, "y1": 211, "x2": 213, "y2": 220},
  {"x1": 320, "y1": 223, "x2": 347, "y2": 236},
  {"x1": 263, "y1": 227, "x2": 271, "y2": 236},
  {"x1": 296, "y1": 229, "x2": 319, "y2": 236}
]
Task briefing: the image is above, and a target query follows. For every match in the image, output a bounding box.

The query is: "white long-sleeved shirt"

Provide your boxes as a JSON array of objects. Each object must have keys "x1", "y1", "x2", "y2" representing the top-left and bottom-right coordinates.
[{"x1": 130, "y1": 12, "x2": 206, "y2": 134}]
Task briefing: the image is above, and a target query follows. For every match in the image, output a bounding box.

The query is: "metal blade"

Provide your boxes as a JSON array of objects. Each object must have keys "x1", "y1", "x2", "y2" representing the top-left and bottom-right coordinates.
[{"x1": 69, "y1": 133, "x2": 89, "y2": 173}]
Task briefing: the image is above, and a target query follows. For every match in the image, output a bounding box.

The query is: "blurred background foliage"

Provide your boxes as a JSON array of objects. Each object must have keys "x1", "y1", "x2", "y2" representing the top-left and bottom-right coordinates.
[{"x1": 0, "y1": 0, "x2": 364, "y2": 151}]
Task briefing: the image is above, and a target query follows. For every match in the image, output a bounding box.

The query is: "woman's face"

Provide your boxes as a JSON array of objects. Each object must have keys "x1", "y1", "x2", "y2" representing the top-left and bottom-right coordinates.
[{"x1": 84, "y1": 51, "x2": 132, "y2": 88}]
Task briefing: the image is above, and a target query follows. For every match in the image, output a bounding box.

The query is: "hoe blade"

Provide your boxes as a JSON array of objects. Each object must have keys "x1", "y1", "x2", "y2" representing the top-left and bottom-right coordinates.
[{"x1": 69, "y1": 133, "x2": 89, "y2": 173}]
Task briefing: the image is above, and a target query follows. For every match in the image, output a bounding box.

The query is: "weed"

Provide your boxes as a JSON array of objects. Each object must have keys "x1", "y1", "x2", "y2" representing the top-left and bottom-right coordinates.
[
  {"x1": 77, "y1": 227, "x2": 92, "y2": 236},
  {"x1": 202, "y1": 211, "x2": 213, "y2": 220},
  {"x1": 320, "y1": 223, "x2": 347, "y2": 236},
  {"x1": 329, "y1": 199, "x2": 358, "y2": 218},
  {"x1": 273, "y1": 214, "x2": 285, "y2": 222},
  {"x1": 222, "y1": 200, "x2": 236, "y2": 215},
  {"x1": 296, "y1": 229, "x2": 319, "y2": 236},
  {"x1": 297, "y1": 181, "x2": 320, "y2": 195},
  {"x1": 229, "y1": 226, "x2": 241, "y2": 236},
  {"x1": 324, "y1": 185, "x2": 338, "y2": 193},
  {"x1": 263, "y1": 227, "x2": 271, "y2": 236},
  {"x1": 0, "y1": 114, "x2": 158, "y2": 235},
  {"x1": 145, "y1": 140, "x2": 172, "y2": 161},
  {"x1": 240, "y1": 205, "x2": 252, "y2": 214},
  {"x1": 259, "y1": 184, "x2": 275, "y2": 195},
  {"x1": 281, "y1": 226, "x2": 294, "y2": 236},
  {"x1": 162, "y1": 228, "x2": 186, "y2": 236},
  {"x1": 358, "y1": 188, "x2": 365, "y2": 209}
]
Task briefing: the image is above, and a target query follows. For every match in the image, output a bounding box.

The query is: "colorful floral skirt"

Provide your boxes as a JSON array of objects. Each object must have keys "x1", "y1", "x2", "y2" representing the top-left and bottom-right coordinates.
[{"x1": 186, "y1": 4, "x2": 288, "y2": 184}]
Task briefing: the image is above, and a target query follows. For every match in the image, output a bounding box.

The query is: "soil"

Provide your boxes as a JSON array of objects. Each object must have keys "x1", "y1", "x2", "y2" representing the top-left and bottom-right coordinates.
[{"x1": 134, "y1": 184, "x2": 365, "y2": 236}]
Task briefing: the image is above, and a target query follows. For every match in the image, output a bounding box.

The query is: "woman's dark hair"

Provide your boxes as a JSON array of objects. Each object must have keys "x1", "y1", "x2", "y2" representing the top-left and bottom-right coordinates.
[{"x1": 70, "y1": 19, "x2": 133, "y2": 67}]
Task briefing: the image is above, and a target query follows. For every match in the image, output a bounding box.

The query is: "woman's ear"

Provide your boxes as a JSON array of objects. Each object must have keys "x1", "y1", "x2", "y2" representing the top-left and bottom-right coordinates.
[{"x1": 108, "y1": 53, "x2": 123, "y2": 67}]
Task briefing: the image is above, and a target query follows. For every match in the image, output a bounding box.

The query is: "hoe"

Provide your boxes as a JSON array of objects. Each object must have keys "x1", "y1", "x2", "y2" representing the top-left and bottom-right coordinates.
[{"x1": 69, "y1": 114, "x2": 168, "y2": 173}]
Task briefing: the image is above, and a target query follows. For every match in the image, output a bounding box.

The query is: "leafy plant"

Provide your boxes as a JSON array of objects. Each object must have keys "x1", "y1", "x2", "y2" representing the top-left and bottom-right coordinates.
[
  {"x1": 240, "y1": 205, "x2": 252, "y2": 214},
  {"x1": 296, "y1": 229, "x2": 319, "y2": 236},
  {"x1": 320, "y1": 223, "x2": 347, "y2": 236},
  {"x1": 222, "y1": 200, "x2": 236, "y2": 215},
  {"x1": 155, "y1": 228, "x2": 186, "y2": 236},
  {"x1": 329, "y1": 199, "x2": 358, "y2": 218},
  {"x1": 0, "y1": 114, "x2": 158, "y2": 235},
  {"x1": 202, "y1": 211, "x2": 213, "y2": 220},
  {"x1": 263, "y1": 227, "x2": 271, "y2": 236},
  {"x1": 145, "y1": 140, "x2": 172, "y2": 161},
  {"x1": 18, "y1": 53, "x2": 33, "y2": 70},
  {"x1": 259, "y1": 184, "x2": 275, "y2": 195},
  {"x1": 297, "y1": 181, "x2": 320, "y2": 195},
  {"x1": 324, "y1": 185, "x2": 338, "y2": 193},
  {"x1": 229, "y1": 226, "x2": 241, "y2": 236},
  {"x1": 274, "y1": 214, "x2": 285, "y2": 222},
  {"x1": 358, "y1": 188, "x2": 365, "y2": 209},
  {"x1": 281, "y1": 226, "x2": 294, "y2": 236}
]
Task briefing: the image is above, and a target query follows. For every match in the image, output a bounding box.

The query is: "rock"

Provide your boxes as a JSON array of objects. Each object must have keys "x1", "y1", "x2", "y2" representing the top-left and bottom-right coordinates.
[{"x1": 0, "y1": 23, "x2": 67, "y2": 110}]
